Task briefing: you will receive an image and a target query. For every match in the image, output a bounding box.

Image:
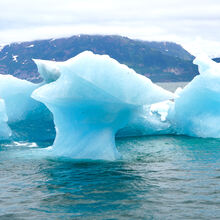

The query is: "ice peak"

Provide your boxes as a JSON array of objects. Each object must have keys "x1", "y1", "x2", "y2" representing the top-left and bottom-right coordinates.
[{"x1": 33, "y1": 59, "x2": 61, "y2": 83}]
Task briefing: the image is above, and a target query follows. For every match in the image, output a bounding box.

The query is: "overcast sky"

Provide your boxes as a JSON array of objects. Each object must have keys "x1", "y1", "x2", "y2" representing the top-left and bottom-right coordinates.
[{"x1": 1, "y1": 0, "x2": 220, "y2": 57}]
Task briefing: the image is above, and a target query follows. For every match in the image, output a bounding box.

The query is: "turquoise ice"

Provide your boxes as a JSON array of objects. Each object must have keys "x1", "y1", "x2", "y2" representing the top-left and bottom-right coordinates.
[
  {"x1": 0, "y1": 72, "x2": 53, "y2": 141},
  {"x1": 0, "y1": 75, "x2": 39, "y2": 123},
  {"x1": 32, "y1": 51, "x2": 174, "y2": 160},
  {"x1": 169, "y1": 54, "x2": 220, "y2": 138},
  {"x1": 1, "y1": 51, "x2": 219, "y2": 160}
]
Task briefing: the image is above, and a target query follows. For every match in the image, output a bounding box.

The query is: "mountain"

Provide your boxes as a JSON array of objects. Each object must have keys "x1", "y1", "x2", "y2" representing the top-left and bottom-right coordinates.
[{"x1": 0, "y1": 35, "x2": 198, "y2": 83}]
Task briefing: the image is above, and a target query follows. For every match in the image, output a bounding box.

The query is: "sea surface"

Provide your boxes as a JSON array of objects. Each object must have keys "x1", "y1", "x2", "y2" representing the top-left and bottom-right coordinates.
[
  {"x1": 1, "y1": 82, "x2": 220, "y2": 220},
  {"x1": 156, "y1": 81, "x2": 189, "y2": 92}
]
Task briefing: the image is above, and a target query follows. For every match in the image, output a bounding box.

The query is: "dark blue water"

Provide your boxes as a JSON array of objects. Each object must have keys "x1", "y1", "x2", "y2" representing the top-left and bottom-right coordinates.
[{"x1": 0, "y1": 135, "x2": 220, "y2": 219}]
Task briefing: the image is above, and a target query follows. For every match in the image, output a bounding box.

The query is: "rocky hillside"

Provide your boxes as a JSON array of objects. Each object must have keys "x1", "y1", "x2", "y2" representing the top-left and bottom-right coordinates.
[{"x1": 0, "y1": 35, "x2": 199, "y2": 82}]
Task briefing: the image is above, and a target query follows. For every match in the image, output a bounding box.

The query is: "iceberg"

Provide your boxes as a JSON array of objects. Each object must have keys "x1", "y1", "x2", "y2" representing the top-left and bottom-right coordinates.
[
  {"x1": 33, "y1": 59, "x2": 61, "y2": 83},
  {"x1": 0, "y1": 58, "x2": 62, "y2": 124},
  {"x1": 169, "y1": 54, "x2": 220, "y2": 138},
  {"x1": 118, "y1": 54, "x2": 220, "y2": 139},
  {"x1": 0, "y1": 74, "x2": 54, "y2": 141},
  {"x1": 2, "y1": 50, "x2": 219, "y2": 158},
  {"x1": 0, "y1": 75, "x2": 39, "y2": 123},
  {"x1": 32, "y1": 51, "x2": 174, "y2": 160}
]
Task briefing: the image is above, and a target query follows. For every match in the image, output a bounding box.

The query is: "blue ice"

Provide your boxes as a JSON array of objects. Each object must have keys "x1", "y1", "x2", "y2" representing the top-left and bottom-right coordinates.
[
  {"x1": 168, "y1": 54, "x2": 220, "y2": 138},
  {"x1": 1, "y1": 51, "x2": 219, "y2": 160},
  {"x1": 32, "y1": 51, "x2": 174, "y2": 160}
]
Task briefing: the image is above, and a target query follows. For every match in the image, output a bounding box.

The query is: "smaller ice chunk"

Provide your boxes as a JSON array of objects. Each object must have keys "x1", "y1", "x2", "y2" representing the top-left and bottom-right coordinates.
[
  {"x1": 0, "y1": 75, "x2": 39, "y2": 122},
  {"x1": 118, "y1": 101, "x2": 174, "y2": 137},
  {"x1": 150, "y1": 100, "x2": 172, "y2": 122},
  {"x1": 174, "y1": 87, "x2": 183, "y2": 96},
  {"x1": 33, "y1": 59, "x2": 61, "y2": 83},
  {"x1": 169, "y1": 54, "x2": 220, "y2": 138},
  {"x1": 0, "y1": 75, "x2": 55, "y2": 142}
]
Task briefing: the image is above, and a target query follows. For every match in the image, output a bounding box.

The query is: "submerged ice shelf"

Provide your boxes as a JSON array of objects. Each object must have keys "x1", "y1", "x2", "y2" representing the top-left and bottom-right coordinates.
[{"x1": 1, "y1": 51, "x2": 220, "y2": 160}]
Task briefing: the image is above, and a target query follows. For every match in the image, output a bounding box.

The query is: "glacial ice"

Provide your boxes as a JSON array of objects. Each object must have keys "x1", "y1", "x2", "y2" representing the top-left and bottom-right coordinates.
[
  {"x1": 122, "y1": 52, "x2": 220, "y2": 139},
  {"x1": 0, "y1": 58, "x2": 62, "y2": 124},
  {"x1": 32, "y1": 51, "x2": 174, "y2": 160},
  {"x1": 117, "y1": 101, "x2": 173, "y2": 137},
  {"x1": 118, "y1": 54, "x2": 220, "y2": 139},
  {"x1": 0, "y1": 74, "x2": 54, "y2": 141},
  {"x1": 1, "y1": 49, "x2": 219, "y2": 160},
  {"x1": 0, "y1": 75, "x2": 39, "y2": 122},
  {"x1": 33, "y1": 59, "x2": 61, "y2": 83},
  {"x1": 168, "y1": 54, "x2": 220, "y2": 138}
]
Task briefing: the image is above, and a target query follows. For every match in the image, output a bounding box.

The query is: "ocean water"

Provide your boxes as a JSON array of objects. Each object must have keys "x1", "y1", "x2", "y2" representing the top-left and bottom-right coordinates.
[
  {"x1": 1, "y1": 82, "x2": 220, "y2": 220},
  {"x1": 156, "y1": 81, "x2": 188, "y2": 92},
  {"x1": 0, "y1": 135, "x2": 220, "y2": 220}
]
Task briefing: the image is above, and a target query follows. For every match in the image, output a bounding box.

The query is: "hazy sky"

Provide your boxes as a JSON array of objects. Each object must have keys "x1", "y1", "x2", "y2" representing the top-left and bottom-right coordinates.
[{"x1": 1, "y1": 0, "x2": 220, "y2": 57}]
